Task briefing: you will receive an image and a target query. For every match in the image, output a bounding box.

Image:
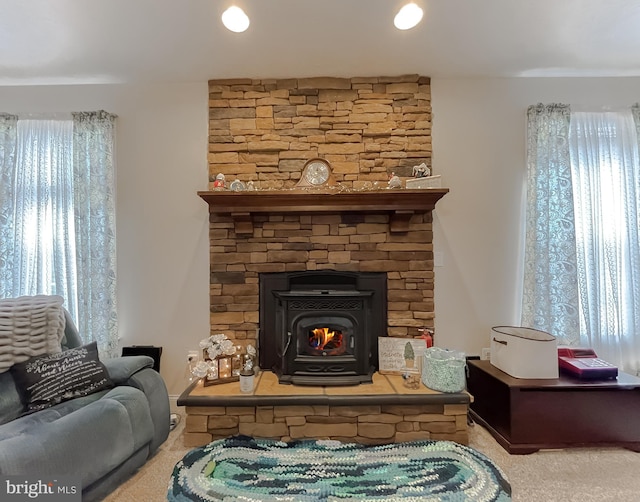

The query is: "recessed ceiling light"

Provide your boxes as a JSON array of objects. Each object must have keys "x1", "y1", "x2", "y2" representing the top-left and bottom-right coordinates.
[
  {"x1": 394, "y1": 3, "x2": 424, "y2": 30},
  {"x1": 222, "y1": 6, "x2": 250, "y2": 33}
]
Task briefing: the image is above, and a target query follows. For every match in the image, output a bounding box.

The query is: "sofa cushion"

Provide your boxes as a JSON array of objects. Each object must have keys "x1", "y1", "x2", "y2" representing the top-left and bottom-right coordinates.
[
  {"x1": 0, "y1": 389, "x2": 110, "y2": 442},
  {"x1": 0, "y1": 370, "x2": 26, "y2": 426},
  {"x1": 0, "y1": 386, "x2": 155, "y2": 488},
  {"x1": 10, "y1": 342, "x2": 114, "y2": 414}
]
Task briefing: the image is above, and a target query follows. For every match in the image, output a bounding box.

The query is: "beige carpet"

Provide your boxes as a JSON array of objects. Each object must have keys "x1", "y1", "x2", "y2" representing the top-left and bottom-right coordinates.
[{"x1": 105, "y1": 413, "x2": 640, "y2": 501}]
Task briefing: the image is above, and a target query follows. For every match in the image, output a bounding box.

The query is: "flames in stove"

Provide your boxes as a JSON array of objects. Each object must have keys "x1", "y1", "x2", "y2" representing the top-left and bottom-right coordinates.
[{"x1": 309, "y1": 327, "x2": 344, "y2": 354}]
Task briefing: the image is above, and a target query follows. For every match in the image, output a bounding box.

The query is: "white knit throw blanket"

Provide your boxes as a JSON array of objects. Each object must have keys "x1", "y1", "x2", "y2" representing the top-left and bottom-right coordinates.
[{"x1": 0, "y1": 295, "x2": 66, "y2": 373}]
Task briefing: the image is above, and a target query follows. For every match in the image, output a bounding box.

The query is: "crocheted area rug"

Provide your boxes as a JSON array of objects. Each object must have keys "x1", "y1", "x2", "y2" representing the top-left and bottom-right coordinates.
[{"x1": 167, "y1": 435, "x2": 511, "y2": 501}]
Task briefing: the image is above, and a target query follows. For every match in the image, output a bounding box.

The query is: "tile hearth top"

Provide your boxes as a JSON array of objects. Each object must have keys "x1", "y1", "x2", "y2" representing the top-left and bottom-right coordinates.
[{"x1": 177, "y1": 371, "x2": 471, "y2": 408}]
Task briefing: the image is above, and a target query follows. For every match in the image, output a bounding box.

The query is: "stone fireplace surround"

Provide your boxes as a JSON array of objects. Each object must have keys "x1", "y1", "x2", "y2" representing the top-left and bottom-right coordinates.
[
  {"x1": 178, "y1": 75, "x2": 470, "y2": 448},
  {"x1": 204, "y1": 74, "x2": 439, "y2": 350},
  {"x1": 202, "y1": 188, "x2": 447, "y2": 350}
]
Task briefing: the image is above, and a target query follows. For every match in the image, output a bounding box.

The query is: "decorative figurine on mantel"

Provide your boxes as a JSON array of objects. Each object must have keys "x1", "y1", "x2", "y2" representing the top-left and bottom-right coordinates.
[
  {"x1": 412, "y1": 162, "x2": 431, "y2": 178},
  {"x1": 406, "y1": 162, "x2": 442, "y2": 189},
  {"x1": 213, "y1": 173, "x2": 226, "y2": 190},
  {"x1": 388, "y1": 172, "x2": 402, "y2": 189}
]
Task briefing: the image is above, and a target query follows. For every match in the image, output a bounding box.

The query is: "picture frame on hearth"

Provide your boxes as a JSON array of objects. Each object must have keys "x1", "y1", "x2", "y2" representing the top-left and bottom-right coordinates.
[{"x1": 378, "y1": 337, "x2": 427, "y2": 375}]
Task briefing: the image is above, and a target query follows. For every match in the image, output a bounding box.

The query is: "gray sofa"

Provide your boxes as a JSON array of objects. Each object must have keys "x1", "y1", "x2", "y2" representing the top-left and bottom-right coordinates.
[{"x1": 0, "y1": 311, "x2": 170, "y2": 501}]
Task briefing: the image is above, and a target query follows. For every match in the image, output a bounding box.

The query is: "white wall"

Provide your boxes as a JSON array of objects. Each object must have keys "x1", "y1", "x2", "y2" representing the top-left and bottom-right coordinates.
[
  {"x1": 2, "y1": 77, "x2": 640, "y2": 396},
  {"x1": 0, "y1": 83, "x2": 211, "y2": 397},
  {"x1": 431, "y1": 76, "x2": 640, "y2": 357}
]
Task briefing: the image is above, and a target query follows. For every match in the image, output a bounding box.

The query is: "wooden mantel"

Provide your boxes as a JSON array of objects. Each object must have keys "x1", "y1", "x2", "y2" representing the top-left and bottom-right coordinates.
[{"x1": 198, "y1": 188, "x2": 448, "y2": 233}]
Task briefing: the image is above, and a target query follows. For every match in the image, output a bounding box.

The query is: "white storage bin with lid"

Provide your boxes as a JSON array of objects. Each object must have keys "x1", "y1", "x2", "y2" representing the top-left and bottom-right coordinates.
[{"x1": 490, "y1": 326, "x2": 559, "y2": 379}]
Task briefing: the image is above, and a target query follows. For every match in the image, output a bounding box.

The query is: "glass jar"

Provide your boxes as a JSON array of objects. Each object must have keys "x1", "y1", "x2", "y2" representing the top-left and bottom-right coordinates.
[
  {"x1": 206, "y1": 359, "x2": 218, "y2": 381},
  {"x1": 232, "y1": 346, "x2": 243, "y2": 377},
  {"x1": 218, "y1": 356, "x2": 232, "y2": 379}
]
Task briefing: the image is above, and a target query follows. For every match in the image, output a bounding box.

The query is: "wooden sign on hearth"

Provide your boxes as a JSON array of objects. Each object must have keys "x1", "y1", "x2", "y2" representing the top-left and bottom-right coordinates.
[{"x1": 378, "y1": 337, "x2": 427, "y2": 375}]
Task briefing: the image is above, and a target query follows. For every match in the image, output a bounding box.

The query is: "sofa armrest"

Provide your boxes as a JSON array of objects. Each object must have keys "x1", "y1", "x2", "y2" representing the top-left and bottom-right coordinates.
[
  {"x1": 102, "y1": 356, "x2": 170, "y2": 452},
  {"x1": 102, "y1": 356, "x2": 154, "y2": 385}
]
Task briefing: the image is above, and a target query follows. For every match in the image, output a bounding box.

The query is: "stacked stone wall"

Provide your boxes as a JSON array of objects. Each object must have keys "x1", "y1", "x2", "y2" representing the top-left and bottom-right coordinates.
[
  {"x1": 209, "y1": 212, "x2": 434, "y2": 350},
  {"x1": 208, "y1": 75, "x2": 431, "y2": 190},
  {"x1": 206, "y1": 75, "x2": 435, "y2": 350}
]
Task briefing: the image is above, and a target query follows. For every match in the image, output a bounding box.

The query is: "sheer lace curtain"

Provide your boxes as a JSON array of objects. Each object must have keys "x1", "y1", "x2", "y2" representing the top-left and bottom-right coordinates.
[
  {"x1": 0, "y1": 114, "x2": 19, "y2": 293},
  {"x1": 522, "y1": 104, "x2": 581, "y2": 345},
  {"x1": 524, "y1": 104, "x2": 640, "y2": 374},
  {"x1": 0, "y1": 111, "x2": 118, "y2": 358},
  {"x1": 569, "y1": 110, "x2": 640, "y2": 373}
]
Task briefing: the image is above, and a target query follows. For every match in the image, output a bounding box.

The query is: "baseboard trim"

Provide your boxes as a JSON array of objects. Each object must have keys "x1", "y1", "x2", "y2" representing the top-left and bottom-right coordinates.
[{"x1": 169, "y1": 394, "x2": 180, "y2": 413}]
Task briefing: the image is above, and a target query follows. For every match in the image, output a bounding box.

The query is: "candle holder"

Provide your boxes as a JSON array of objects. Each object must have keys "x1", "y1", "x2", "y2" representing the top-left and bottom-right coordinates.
[{"x1": 202, "y1": 355, "x2": 239, "y2": 386}]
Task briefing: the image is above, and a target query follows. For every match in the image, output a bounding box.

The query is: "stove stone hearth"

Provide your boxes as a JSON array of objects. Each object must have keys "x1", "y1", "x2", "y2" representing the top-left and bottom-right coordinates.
[{"x1": 179, "y1": 371, "x2": 470, "y2": 448}]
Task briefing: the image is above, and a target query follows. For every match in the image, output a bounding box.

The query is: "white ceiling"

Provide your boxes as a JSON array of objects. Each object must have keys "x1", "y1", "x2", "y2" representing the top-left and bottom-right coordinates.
[{"x1": 3, "y1": 0, "x2": 640, "y2": 86}]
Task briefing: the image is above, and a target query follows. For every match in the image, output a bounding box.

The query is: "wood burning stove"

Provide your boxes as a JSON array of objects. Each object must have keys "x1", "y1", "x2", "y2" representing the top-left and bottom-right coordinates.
[{"x1": 259, "y1": 271, "x2": 386, "y2": 385}]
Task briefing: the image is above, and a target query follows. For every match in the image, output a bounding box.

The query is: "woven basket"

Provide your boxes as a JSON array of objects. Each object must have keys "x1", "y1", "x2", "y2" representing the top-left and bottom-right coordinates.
[{"x1": 422, "y1": 347, "x2": 466, "y2": 393}]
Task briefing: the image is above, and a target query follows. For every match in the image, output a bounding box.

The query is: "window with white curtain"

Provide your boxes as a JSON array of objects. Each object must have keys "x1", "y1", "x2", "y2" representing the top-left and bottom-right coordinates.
[
  {"x1": 524, "y1": 104, "x2": 640, "y2": 374},
  {"x1": 0, "y1": 111, "x2": 118, "y2": 358}
]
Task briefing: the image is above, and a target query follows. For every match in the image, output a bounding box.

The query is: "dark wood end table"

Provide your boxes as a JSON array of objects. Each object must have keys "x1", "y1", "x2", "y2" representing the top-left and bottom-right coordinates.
[{"x1": 467, "y1": 359, "x2": 640, "y2": 454}]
